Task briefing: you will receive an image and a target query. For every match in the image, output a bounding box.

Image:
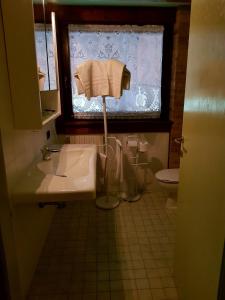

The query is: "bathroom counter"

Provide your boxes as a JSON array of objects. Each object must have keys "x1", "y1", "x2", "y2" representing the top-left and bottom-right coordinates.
[{"x1": 12, "y1": 144, "x2": 97, "y2": 205}]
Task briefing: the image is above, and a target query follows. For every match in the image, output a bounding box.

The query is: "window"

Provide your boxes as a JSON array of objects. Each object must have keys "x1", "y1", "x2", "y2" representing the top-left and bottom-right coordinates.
[
  {"x1": 69, "y1": 24, "x2": 164, "y2": 119},
  {"x1": 51, "y1": 5, "x2": 176, "y2": 133}
]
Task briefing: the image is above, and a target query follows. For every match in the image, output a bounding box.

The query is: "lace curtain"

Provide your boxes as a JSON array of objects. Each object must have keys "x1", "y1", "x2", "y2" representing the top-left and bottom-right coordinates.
[{"x1": 69, "y1": 24, "x2": 163, "y2": 119}]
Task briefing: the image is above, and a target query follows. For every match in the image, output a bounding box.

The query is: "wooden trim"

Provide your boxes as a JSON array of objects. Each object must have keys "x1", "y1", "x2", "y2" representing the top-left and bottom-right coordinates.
[
  {"x1": 161, "y1": 24, "x2": 174, "y2": 119},
  {"x1": 0, "y1": 232, "x2": 10, "y2": 300},
  {"x1": 56, "y1": 21, "x2": 73, "y2": 118},
  {"x1": 49, "y1": 5, "x2": 176, "y2": 25},
  {"x1": 56, "y1": 117, "x2": 172, "y2": 134}
]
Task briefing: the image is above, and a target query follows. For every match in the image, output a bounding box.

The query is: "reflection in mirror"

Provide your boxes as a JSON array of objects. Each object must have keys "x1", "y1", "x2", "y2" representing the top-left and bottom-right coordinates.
[
  {"x1": 33, "y1": 1, "x2": 57, "y2": 91},
  {"x1": 34, "y1": 23, "x2": 57, "y2": 90}
]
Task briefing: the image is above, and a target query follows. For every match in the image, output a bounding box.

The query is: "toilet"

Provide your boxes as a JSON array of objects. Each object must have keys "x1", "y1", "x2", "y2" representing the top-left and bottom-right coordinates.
[{"x1": 155, "y1": 168, "x2": 179, "y2": 209}]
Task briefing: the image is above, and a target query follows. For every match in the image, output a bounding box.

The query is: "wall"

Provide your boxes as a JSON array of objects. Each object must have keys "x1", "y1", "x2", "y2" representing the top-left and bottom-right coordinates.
[
  {"x1": 1, "y1": 124, "x2": 57, "y2": 299},
  {"x1": 0, "y1": 5, "x2": 57, "y2": 299},
  {"x1": 67, "y1": 132, "x2": 169, "y2": 196}
]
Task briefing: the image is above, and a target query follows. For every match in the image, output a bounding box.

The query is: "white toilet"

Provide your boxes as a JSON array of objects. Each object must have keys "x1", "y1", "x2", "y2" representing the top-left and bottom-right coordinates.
[{"x1": 155, "y1": 168, "x2": 179, "y2": 209}]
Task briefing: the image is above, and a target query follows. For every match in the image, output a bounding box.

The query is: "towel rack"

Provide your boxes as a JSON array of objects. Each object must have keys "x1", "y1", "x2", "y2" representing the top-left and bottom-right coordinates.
[{"x1": 96, "y1": 96, "x2": 120, "y2": 210}]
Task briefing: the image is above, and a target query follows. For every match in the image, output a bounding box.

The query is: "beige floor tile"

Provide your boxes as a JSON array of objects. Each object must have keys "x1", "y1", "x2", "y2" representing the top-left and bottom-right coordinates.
[
  {"x1": 33, "y1": 296, "x2": 68, "y2": 300},
  {"x1": 68, "y1": 293, "x2": 83, "y2": 299},
  {"x1": 110, "y1": 270, "x2": 122, "y2": 280},
  {"x1": 122, "y1": 279, "x2": 136, "y2": 290},
  {"x1": 97, "y1": 262, "x2": 109, "y2": 271},
  {"x1": 70, "y1": 281, "x2": 85, "y2": 294},
  {"x1": 84, "y1": 281, "x2": 97, "y2": 293},
  {"x1": 151, "y1": 288, "x2": 167, "y2": 300},
  {"x1": 27, "y1": 192, "x2": 179, "y2": 300},
  {"x1": 83, "y1": 294, "x2": 96, "y2": 300},
  {"x1": 97, "y1": 291, "x2": 110, "y2": 300},
  {"x1": 132, "y1": 259, "x2": 145, "y2": 269},
  {"x1": 135, "y1": 278, "x2": 150, "y2": 290},
  {"x1": 110, "y1": 291, "x2": 126, "y2": 300},
  {"x1": 124, "y1": 290, "x2": 139, "y2": 300},
  {"x1": 138, "y1": 289, "x2": 153, "y2": 300},
  {"x1": 97, "y1": 281, "x2": 110, "y2": 292},
  {"x1": 110, "y1": 280, "x2": 124, "y2": 291},
  {"x1": 84, "y1": 271, "x2": 97, "y2": 281},
  {"x1": 149, "y1": 278, "x2": 163, "y2": 289},
  {"x1": 164, "y1": 287, "x2": 179, "y2": 299},
  {"x1": 161, "y1": 277, "x2": 176, "y2": 288},
  {"x1": 132, "y1": 268, "x2": 147, "y2": 279},
  {"x1": 97, "y1": 271, "x2": 110, "y2": 281},
  {"x1": 143, "y1": 259, "x2": 157, "y2": 269}
]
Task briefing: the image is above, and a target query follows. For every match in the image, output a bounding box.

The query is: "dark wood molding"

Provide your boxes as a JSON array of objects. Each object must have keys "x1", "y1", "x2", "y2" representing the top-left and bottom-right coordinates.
[
  {"x1": 218, "y1": 241, "x2": 225, "y2": 300},
  {"x1": 0, "y1": 232, "x2": 10, "y2": 300},
  {"x1": 58, "y1": 5, "x2": 176, "y2": 133},
  {"x1": 161, "y1": 23, "x2": 174, "y2": 119},
  {"x1": 56, "y1": 117, "x2": 172, "y2": 134},
  {"x1": 48, "y1": 5, "x2": 176, "y2": 25}
]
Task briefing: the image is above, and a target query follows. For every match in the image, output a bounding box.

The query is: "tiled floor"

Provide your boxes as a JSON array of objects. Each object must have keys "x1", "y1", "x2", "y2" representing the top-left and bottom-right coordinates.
[{"x1": 27, "y1": 191, "x2": 178, "y2": 300}]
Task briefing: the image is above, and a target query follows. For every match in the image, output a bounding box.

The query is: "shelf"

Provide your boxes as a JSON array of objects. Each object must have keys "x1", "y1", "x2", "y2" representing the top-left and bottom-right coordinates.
[{"x1": 42, "y1": 111, "x2": 61, "y2": 126}]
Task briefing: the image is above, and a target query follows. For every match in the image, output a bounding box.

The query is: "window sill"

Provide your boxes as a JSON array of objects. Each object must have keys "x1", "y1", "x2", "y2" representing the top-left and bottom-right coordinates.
[{"x1": 56, "y1": 117, "x2": 172, "y2": 134}]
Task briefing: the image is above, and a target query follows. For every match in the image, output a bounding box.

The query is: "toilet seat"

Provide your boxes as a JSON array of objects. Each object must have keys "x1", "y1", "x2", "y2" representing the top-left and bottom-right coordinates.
[{"x1": 155, "y1": 168, "x2": 179, "y2": 184}]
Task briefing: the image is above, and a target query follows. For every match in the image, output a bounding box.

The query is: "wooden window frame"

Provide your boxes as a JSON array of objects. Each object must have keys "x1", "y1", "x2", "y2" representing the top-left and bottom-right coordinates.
[{"x1": 39, "y1": 5, "x2": 177, "y2": 134}]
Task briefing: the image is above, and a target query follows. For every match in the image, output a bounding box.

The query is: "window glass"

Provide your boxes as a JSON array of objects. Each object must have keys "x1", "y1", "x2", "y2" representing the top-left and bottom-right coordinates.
[{"x1": 69, "y1": 25, "x2": 163, "y2": 119}]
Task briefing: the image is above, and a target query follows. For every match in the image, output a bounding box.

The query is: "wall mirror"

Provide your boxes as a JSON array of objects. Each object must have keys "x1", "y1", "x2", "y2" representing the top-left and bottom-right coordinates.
[
  {"x1": 33, "y1": 1, "x2": 58, "y2": 91},
  {"x1": 32, "y1": 1, "x2": 61, "y2": 124}
]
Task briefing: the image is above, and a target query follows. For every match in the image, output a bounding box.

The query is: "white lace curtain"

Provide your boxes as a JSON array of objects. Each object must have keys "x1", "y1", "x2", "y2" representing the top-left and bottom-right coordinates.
[
  {"x1": 34, "y1": 24, "x2": 163, "y2": 117},
  {"x1": 69, "y1": 24, "x2": 164, "y2": 119}
]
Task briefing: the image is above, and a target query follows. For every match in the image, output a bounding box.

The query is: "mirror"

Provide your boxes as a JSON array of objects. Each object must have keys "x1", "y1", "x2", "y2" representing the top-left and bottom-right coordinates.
[
  {"x1": 33, "y1": 1, "x2": 58, "y2": 91},
  {"x1": 32, "y1": 1, "x2": 61, "y2": 123}
]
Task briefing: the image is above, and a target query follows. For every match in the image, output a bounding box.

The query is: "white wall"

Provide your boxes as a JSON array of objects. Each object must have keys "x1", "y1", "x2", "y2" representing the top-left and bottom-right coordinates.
[
  {"x1": 0, "y1": 125, "x2": 58, "y2": 299},
  {"x1": 67, "y1": 132, "x2": 169, "y2": 196}
]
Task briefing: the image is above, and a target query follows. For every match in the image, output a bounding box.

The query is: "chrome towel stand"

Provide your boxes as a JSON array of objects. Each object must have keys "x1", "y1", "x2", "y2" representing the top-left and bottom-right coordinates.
[{"x1": 96, "y1": 96, "x2": 120, "y2": 209}]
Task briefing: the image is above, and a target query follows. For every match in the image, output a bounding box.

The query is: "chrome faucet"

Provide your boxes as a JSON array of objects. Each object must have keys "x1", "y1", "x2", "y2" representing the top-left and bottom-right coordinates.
[
  {"x1": 41, "y1": 145, "x2": 51, "y2": 161},
  {"x1": 41, "y1": 145, "x2": 61, "y2": 161}
]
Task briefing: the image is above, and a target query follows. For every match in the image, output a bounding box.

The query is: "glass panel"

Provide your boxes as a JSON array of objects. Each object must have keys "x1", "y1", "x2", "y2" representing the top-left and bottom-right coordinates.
[
  {"x1": 34, "y1": 24, "x2": 57, "y2": 90},
  {"x1": 69, "y1": 24, "x2": 163, "y2": 119}
]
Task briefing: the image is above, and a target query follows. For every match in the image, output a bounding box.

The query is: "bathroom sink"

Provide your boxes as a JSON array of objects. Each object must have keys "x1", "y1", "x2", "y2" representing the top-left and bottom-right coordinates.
[
  {"x1": 36, "y1": 154, "x2": 59, "y2": 175},
  {"x1": 12, "y1": 144, "x2": 97, "y2": 204}
]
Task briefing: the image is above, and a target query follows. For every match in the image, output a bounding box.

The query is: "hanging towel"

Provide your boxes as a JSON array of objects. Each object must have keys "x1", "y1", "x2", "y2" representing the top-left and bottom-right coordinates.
[
  {"x1": 74, "y1": 59, "x2": 130, "y2": 99},
  {"x1": 106, "y1": 60, "x2": 130, "y2": 99}
]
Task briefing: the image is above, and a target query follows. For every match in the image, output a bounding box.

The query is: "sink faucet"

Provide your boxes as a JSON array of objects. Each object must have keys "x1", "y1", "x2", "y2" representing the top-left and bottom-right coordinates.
[
  {"x1": 41, "y1": 145, "x2": 51, "y2": 161},
  {"x1": 41, "y1": 145, "x2": 61, "y2": 161}
]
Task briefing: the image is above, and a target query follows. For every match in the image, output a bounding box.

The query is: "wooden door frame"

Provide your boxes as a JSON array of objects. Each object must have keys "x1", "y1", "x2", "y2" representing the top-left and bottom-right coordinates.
[
  {"x1": 218, "y1": 241, "x2": 225, "y2": 300},
  {"x1": 0, "y1": 230, "x2": 10, "y2": 300}
]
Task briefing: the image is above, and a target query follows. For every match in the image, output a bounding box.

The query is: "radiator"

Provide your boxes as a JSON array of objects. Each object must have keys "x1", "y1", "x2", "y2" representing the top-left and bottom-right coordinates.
[{"x1": 70, "y1": 135, "x2": 104, "y2": 153}]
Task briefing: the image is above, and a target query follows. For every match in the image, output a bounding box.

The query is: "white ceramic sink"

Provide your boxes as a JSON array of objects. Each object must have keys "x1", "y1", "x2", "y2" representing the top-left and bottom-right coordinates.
[{"x1": 13, "y1": 144, "x2": 97, "y2": 204}]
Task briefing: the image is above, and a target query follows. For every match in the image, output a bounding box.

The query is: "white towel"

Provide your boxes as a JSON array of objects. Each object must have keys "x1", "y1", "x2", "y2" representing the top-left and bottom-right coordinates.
[{"x1": 74, "y1": 59, "x2": 130, "y2": 99}]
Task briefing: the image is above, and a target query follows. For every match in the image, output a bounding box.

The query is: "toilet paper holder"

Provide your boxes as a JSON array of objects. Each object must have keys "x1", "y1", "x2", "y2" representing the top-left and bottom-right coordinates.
[
  {"x1": 126, "y1": 135, "x2": 149, "y2": 153},
  {"x1": 139, "y1": 141, "x2": 149, "y2": 153},
  {"x1": 126, "y1": 135, "x2": 139, "y2": 148},
  {"x1": 125, "y1": 135, "x2": 151, "y2": 202}
]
